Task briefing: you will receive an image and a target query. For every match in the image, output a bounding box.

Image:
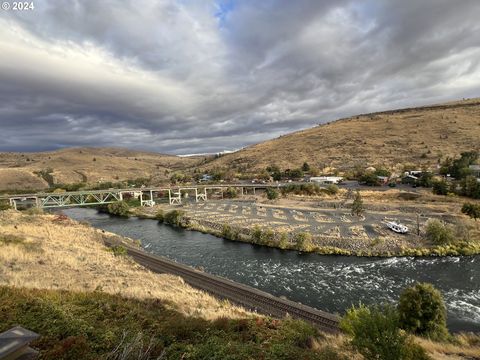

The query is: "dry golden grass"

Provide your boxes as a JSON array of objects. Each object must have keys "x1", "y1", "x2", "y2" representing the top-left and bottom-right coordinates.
[
  {"x1": 203, "y1": 99, "x2": 480, "y2": 172},
  {"x1": 0, "y1": 168, "x2": 48, "y2": 190},
  {"x1": 0, "y1": 147, "x2": 203, "y2": 190},
  {"x1": 0, "y1": 210, "x2": 250, "y2": 320},
  {"x1": 416, "y1": 334, "x2": 480, "y2": 359}
]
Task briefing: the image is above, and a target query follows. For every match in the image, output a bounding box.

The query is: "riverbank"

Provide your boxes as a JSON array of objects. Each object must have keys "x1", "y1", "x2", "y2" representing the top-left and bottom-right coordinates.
[{"x1": 133, "y1": 196, "x2": 480, "y2": 257}]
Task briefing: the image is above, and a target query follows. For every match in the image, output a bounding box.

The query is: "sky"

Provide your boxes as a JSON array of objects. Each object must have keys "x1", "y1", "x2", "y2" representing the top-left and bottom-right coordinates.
[{"x1": 1, "y1": 0, "x2": 480, "y2": 154}]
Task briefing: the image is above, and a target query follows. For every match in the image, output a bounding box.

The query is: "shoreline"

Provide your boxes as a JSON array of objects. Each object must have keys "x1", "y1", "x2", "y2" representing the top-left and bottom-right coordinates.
[{"x1": 131, "y1": 206, "x2": 480, "y2": 258}]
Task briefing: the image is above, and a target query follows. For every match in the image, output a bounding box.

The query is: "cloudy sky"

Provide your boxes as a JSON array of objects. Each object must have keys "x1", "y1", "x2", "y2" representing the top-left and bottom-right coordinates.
[{"x1": 1, "y1": 0, "x2": 480, "y2": 154}]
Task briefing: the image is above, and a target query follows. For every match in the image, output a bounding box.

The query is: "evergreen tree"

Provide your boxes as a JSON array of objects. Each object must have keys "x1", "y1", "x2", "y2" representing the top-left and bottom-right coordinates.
[{"x1": 351, "y1": 191, "x2": 364, "y2": 216}]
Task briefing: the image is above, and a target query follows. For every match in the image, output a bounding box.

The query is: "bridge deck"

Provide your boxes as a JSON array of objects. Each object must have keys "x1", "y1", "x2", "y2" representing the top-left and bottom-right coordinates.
[{"x1": 0, "y1": 183, "x2": 282, "y2": 208}]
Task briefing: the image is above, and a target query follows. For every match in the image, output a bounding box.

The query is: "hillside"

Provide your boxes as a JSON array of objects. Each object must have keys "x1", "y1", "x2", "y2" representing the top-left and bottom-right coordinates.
[
  {"x1": 0, "y1": 147, "x2": 203, "y2": 190},
  {"x1": 201, "y1": 99, "x2": 480, "y2": 174}
]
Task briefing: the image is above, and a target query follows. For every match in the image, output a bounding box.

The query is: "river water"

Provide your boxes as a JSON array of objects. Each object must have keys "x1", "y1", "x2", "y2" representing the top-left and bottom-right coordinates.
[{"x1": 62, "y1": 207, "x2": 480, "y2": 333}]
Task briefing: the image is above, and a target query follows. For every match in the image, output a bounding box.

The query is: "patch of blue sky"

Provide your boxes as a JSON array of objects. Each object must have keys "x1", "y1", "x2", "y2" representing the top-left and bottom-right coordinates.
[{"x1": 214, "y1": 0, "x2": 236, "y2": 27}]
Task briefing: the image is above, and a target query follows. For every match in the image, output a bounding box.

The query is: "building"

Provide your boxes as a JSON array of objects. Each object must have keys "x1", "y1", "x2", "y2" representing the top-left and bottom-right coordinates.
[
  {"x1": 376, "y1": 176, "x2": 389, "y2": 185},
  {"x1": 469, "y1": 165, "x2": 480, "y2": 178},
  {"x1": 309, "y1": 176, "x2": 343, "y2": 185}
]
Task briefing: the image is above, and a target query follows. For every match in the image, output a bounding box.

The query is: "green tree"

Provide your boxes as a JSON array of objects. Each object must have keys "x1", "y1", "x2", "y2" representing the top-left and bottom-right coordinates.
[
  {"x1": 462, "y1": 202, "x2": 480, "y2": 221},
  {"x1": 440, "y1": 151, "x2": 478, "y2": 179},
  {"x1": 164, "y1": 210, "x2": 186, "y2": 227},
  {"x1": 360, "y1": 172, "x2": 381, "y2": 186},
  {"x1": 417, "y1": 173, "x2": 434, "y2": 188},
  {"x1": 374, "y1": 167, "x2": 391, "y2": 177},
  {"x1": 272, "y1": 171, "x2": 282, "y2": 181},
  {"x1": 267, "y1": 165, "x2": 283, "y2": 181},
  {"x1": 302, "y1": 162, "x2": 311, "y2": 172},
  {"x1": 425, "y1": 219, "x2": 454, "y2": 245},
  {"x1": 432, "y1": 179, "x2": 449, "y2": 195},
  {"x1": 287, "y1": 168, "x2": 304, "y2": 179},
  {"x1": 351, "y1": 191, "x2": 364, "y2": 217},
  {"x1": 460, "y1": 176, "x2": 480, "y2": 199},
  {"x1": 340, "y1": 304, "x2": 430, "y2": 360},
  {"x1": 398, "y1": 283, "x2": 448, "y2": 341},
  {"x1": 106, "y1": 201, "x2": 130, "y2": 217}
]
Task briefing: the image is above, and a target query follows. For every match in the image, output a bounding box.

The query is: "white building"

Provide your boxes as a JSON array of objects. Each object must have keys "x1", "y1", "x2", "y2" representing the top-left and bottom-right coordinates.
[
  {"x1": 469, "y1": 165, "x2": 480, "y2": 178},
  {"x1": 309, "y1": 176, "x2": 343, "y2": 184}
]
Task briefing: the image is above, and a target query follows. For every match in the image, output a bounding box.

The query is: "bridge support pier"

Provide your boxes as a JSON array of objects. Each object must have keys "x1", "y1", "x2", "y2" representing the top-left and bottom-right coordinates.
[
  {"x1": 168, "y1": 189, "x2": 182, "y2": 205},
  {"x1": 195, "y1": 188, "x2": 207, "y2": 202}
]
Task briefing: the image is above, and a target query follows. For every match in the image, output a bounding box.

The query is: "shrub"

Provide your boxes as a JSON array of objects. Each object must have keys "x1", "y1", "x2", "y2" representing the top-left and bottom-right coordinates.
[
  {"x1": 278, "y1": 231, "x2": 289, "y2": 249},
  {"x1": 260, "y1": 228, "x2": 275, "y2": 246},
  {"x1": 432, "y1": 179, "x2": 449, "y2": 195},
  {"x1": 0, "y1": 234, "x2": 26, "y2": 245},
  {"x1": 266, "y1": 188, "x2": 279, "y2": 200},
  {"x1": 164, "y1": 210, "x2": 186, "y2": 227},
  {"x1": 398, "y1": 283, "x2": 449, "y2": 340},
  {"x1": 340, "y1": 304, "x2": 430, "y2": 360},
  {"x1": 221, "y1": 223, "x2": 234, "y2": 240},
  {"x1": 294, "y1": 232, "x2": 314, "y2": 252},
  {"x1": 106, "y1": 201, "x2": 130, "y2": 217},
  {"x1": 224, "y1": 187, "x2": 238, "y2": 198},
  {"x1": 325, "y1": 184, "x2": 339, "y2": 195},
  {"x1": 110, "y1": 245, "x2": 128, "y2": 257},
  {"x1": 462, "y1": 202, "x2": 480, "y2": 221},
  {"x1": 425, "y1": 219, "x2": 454, "y2": 245},
  {"x1": 155, "y1": 209, "x2": 164, "y2": 222},
  {"x1": 25, "y1": 207, "x2": 44, "y2": 215},
  {"x1": 251, "y1": 225, "x2": 263, "y2": 243},
  {"x1": 397, "y1": 192, "x2": 421, "y2": 201},
  {"x1": 0, "y1": 201, "x2": 10, "y2": 211}
]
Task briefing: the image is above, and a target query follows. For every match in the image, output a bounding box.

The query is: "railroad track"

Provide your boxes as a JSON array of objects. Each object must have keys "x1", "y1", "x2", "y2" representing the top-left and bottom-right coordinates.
[{"x1": 105, "y1": 240, "x2": 339, "y2": 333}]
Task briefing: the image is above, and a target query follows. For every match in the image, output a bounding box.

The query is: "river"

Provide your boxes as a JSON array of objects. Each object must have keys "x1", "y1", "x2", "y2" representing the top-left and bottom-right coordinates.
[{"x1": 62, "y1": 207, "x2": 480, "y2": 333}]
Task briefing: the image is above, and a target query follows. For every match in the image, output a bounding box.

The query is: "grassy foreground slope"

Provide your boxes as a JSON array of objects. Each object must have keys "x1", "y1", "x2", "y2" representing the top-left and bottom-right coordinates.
[
  {"x1": 0, "y1": 147, "x2": 203, "y2": 190},
  {"x1": 0, "y1": 287, "x2": 345, "y2": 360},
  {"x1": 0, "y1": 210, "x2": 354, "y2": 359},
  {"x1": 202, "y1": 98, "x2": 480, "y2": 172},
  {"x1": 0, "y1": 210, "x2": 246, "y2": 319}
]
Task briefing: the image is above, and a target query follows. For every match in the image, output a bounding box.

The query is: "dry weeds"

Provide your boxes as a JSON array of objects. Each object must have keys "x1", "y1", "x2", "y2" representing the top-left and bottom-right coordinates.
[{"x1": 0, "y1": 210, "x2": 250, "y2": 320}]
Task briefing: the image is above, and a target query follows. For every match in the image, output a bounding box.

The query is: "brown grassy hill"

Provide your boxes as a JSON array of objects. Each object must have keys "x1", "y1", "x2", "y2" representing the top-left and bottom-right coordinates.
[
  {"x1": 202, "y1": 98, "x2": 480, "y2": 174},
  {"x1": 0, "y1": 147, "x2": 202, "y2": 190}
]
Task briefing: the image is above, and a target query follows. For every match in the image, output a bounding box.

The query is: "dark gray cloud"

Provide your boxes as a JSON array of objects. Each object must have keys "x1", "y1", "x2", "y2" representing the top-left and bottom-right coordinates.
[{"x1": 0, "y1": 0, "x2": 480, "y2": 154}]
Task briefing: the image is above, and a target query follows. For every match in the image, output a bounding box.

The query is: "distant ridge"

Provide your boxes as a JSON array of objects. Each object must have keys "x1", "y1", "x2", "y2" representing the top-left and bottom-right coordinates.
[
  {"x1": 0, "y1": 147, "x2": 201, "y2": 190},
  {"x1": 197, "y1": 98, "x2": 480, "y2": 173}
]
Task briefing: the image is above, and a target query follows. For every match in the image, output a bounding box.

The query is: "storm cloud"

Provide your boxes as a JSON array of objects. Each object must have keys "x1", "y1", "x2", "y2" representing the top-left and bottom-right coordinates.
[{"x1": 1, "y1": 0, "x2": 480, "y2": 154}]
